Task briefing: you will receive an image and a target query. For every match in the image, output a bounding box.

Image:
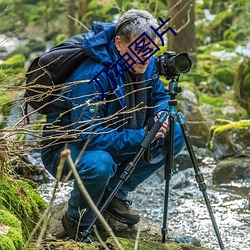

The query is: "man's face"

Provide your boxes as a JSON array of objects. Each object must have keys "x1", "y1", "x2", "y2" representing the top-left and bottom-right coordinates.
[{"x1": 115, "y1": 35, "x2": 157, "y2": 74}]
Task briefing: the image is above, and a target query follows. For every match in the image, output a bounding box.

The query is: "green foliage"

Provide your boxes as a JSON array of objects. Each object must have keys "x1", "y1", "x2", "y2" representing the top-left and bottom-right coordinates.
[
  {"x1": 0, "y1": 54, "x2": 26, "y2": 85},
  {"x1": 199, "y1": 95, "x2": 224, "y2": 107},
  {"x1": 1, "y1": 54, "x2": 25, "y2": 69},
  {"x1": 213, "y1": 67, "x2": 235, "y2": 86}
]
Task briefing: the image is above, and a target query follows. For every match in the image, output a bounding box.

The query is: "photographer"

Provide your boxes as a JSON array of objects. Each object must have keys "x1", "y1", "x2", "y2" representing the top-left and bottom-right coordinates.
[{"x1": 41, "y1": 9, "x2": 185, "y2": 241}]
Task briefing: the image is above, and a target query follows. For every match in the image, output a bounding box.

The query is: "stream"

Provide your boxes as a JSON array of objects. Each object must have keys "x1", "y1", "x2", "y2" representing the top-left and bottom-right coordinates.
[{"x1": 38, "y1": 155, "x2": 250, "y2": 250}]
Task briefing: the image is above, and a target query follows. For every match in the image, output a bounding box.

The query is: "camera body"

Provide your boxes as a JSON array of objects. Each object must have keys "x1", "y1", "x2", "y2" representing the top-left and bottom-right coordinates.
[{"x1": 156, "y1": 51, "x2": 192, "y2": 79}]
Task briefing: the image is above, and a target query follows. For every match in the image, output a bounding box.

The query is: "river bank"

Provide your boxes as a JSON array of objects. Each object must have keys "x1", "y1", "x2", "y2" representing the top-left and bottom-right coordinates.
[{"x1": 38, "y1": 155, "x2": 250, "y2": 250}]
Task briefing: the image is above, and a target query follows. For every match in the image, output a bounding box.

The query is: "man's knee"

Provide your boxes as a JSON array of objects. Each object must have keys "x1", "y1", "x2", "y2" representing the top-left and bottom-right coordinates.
[{"x1": 77, "y1": 150, "x2": 117, "y2": 181}]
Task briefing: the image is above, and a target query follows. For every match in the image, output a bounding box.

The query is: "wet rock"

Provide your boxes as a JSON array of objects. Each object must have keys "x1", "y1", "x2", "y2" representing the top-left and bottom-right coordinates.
[
  {"x1": 209, "y1": 120, "x2": 250, "y2": 160},
  {"x1": 213, "y1": 157, "x2": 250, "y2": 184},
  {"x1": 170, "y1": 169, "x2": 193, "y2": 189},
  {"x1": 46, "y1": 202, "x2": 210, "y2": 250}
]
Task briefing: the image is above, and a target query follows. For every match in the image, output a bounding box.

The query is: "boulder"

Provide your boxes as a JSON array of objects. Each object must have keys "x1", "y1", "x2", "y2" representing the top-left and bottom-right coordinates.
[
  {"x1": 43, "y1": 202, "x2": 211, "y2": 250},
  {"x1": 209, "y1": 120, "x2": 250, "y2": 160},
  {"x1": 213, "y1": 157, "x2": 250, "y2": 184}
]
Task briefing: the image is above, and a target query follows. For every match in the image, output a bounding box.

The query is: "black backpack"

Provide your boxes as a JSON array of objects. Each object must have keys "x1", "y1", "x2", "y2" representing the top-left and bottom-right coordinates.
[{"x1": 24, "y1": 34, "x2": 87, "y2": 115}]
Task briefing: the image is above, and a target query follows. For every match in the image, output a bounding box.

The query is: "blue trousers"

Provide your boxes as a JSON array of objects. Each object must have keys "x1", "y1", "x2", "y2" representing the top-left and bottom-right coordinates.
[{"x1": 41, "y1": 123, "x2": 185, "y2": 226}]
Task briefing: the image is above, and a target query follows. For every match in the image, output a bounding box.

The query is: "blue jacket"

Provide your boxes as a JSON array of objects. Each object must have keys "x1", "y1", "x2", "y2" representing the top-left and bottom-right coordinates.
[{"x1": 44, "y1": 21, "x2": 170, "y2": 156}]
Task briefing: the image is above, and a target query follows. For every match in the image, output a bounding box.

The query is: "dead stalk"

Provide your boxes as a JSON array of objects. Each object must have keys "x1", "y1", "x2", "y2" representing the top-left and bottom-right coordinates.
[
  {"x1": 62, "y1": 148, "x2": 124, "y2": 250},
  {"x1": 134, "y1": 220, "x2": 142, "y2": 250},
  {"x1": 93, "y1": 225, "x2": 110, "y2": 250}
]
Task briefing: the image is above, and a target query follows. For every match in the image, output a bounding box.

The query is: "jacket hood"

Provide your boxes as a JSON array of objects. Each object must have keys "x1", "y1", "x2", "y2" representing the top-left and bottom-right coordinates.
[{"x1": 82, "y1": 21, "x2": 116, "y2": 65}]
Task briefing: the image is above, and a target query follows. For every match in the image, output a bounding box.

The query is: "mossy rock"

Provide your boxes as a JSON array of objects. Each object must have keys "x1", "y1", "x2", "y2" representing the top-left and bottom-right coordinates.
[
  {"x1": 0, "y1": 209, "x2": 24, "y2": 250},
  {"x1": 209, "y1": 120, "x2": 250, "y2": 160},
  {"x1": 199, "y1": 92, "x2": 249, "y2": 122},
  {"x1": 28, "y1": 237, "x2": 211, "y2": 250},
  {"x1": 0, "y1": 174, "x2": 47, "y2": 239},
  {"x1": 213, "y1": 157, "x2": 250, "y2": 184}
]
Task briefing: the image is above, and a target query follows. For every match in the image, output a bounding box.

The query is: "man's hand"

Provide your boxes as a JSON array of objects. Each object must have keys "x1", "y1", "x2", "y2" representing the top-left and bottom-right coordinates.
[{"x1": 154, "y1": 111, "x2": 169, "y2": 139}]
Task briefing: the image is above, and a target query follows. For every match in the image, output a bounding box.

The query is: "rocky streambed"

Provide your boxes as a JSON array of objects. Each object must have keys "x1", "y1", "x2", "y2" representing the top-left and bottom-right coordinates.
[{"x1": 38, "y1": 155, "x2": 250, "y2": 250}]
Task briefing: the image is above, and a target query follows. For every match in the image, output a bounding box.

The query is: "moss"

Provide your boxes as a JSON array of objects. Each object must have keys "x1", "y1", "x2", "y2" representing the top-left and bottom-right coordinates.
[
  {"x1": 1, "y1": 54, "x2": 25, "y2": 69},
  {"x1": 0, "y1": 54, "x2": 26, "y2": 86},
  {"x1": 213, "y1": 67, "x2": 235, "y2": 86},
  {"x1": 0, "y1": 175, "x2": 46, "y2": 239},
  {"x1": 199, "y1": 91, "x2": 248, "y2": 122},
  {"x1": 213, "y1": 120, "x2": 250, "y2": 133},
  {"x1": 0, "y1": 235, "x2": 16, "y2": 250},
  {"x1": 7, "y1": 228, "x2": 24, "y2": 249},
  {"x1": 0, "y1": 209, "x2": 24, "y2": 249},
  {"x1": 199, "y1": 95, "x2": 224, "y2": 107},
  {"x1": 0, "y1": 209, "x2": 21, "y2": 229},
  {"x1": 106, "y1": 237, "x2": 209, "y2": 250},
  {"x1": 217, "y1": 40, "x2": 237, "y2": 51}
]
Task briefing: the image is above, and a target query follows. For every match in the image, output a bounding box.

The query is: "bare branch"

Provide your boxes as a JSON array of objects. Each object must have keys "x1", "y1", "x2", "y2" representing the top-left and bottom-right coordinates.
[
  {"x1": 175, "y1": 6, "x2": 191, "y2": 33},
  {"x1": 68, "y1": 14, "x2": 90, "y2": 32},
  {"x1": 63, "y1": 148, "x2": 124, "y2": 250}
]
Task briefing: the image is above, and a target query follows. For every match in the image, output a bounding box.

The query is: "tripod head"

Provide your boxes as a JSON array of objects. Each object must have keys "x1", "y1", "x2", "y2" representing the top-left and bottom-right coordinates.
[{"x1": 168, "y1": 76, "x2": 182, "y2": 100}]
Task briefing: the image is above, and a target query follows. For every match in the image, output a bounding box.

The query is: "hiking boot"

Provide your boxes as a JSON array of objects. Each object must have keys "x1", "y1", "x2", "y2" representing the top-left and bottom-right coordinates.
[
  {"x1": 105, "y1": 196, "x2": 140, "y2": 225},
  {"x1": 61, "y1": 213, "x2": 97, "y2": 243}
]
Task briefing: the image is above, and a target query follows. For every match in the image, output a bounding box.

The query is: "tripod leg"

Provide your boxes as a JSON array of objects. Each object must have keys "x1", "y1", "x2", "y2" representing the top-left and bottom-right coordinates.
[
  {"x1": 162, "y1": 114, "x2": 175, "y2": 243},
  {"x1": 177, "y1": 112, "x2": 225, "y2": 250},
  {"x1": 81, "y1": 112, "x2": 168, "y2": 240}
]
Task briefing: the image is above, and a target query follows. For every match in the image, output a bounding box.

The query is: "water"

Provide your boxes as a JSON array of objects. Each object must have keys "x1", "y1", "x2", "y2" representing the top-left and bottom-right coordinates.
[{"x1": 38, "y1": 157, "x2": 250, "y2": 250}]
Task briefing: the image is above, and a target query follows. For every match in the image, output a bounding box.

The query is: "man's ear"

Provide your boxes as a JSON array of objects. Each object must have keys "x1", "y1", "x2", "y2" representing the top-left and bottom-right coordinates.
[{"x1": 115, "y1": 36, "x2": 122, "y2": 52}]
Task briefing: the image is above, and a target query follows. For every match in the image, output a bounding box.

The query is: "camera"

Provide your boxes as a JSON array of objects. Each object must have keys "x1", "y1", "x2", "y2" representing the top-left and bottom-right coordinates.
[{"x1": 156, "y1": 51, "x2": 192, "y2": 79}]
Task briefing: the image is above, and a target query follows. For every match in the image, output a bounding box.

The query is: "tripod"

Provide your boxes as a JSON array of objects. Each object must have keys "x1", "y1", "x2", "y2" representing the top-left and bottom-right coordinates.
[
  {"x1": 162, "y1": 77, "x2": 225, "y2": 249},
  {"x1": 82, "y1": 77, "x2": 225, "y2": 250}
]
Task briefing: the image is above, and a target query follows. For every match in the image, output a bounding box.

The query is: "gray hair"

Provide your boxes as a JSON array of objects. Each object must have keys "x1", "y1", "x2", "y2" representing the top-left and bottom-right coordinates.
[{"x1": 115, "y1": 9, "x2": 158, "y2": 43}]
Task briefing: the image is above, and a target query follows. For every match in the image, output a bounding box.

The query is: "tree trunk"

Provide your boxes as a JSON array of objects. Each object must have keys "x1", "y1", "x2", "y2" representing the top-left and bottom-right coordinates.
[
  {"x1": 78, "y1": 0, "x2": 88, "y2": 20},
  {"x1": 67, "y1": 0, "x2": 77, "y2": 36},
  {"x1": 167, "y1": 0, "x2": 196, "y2": 62}
]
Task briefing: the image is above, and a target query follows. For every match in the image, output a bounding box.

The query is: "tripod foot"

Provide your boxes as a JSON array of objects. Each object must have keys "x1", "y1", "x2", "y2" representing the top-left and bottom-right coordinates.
[{"x1": 161, "y1": 227, "x2": 168, "y2": 243}]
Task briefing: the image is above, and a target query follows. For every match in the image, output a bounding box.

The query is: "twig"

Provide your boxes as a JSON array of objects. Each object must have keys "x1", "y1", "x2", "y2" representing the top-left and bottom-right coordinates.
[
  {"x1": 134, "y1": 220, "x2": 142, "y2": 250},
  {"x1": 62, "y1": 148, "x2": 124, "y2": 250},
  {"x1": 170, "y1": 0, "x2": 193, "y2": 24},
  {"x1": 93, "y1": 225, "x2": 110, "y2": 250},
  {"x1": 175, "y1": 6, "x2": 191, "y2": 33},
  {"x1": 68, "y1": 14, "x2": 90, "y2": 31}
]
